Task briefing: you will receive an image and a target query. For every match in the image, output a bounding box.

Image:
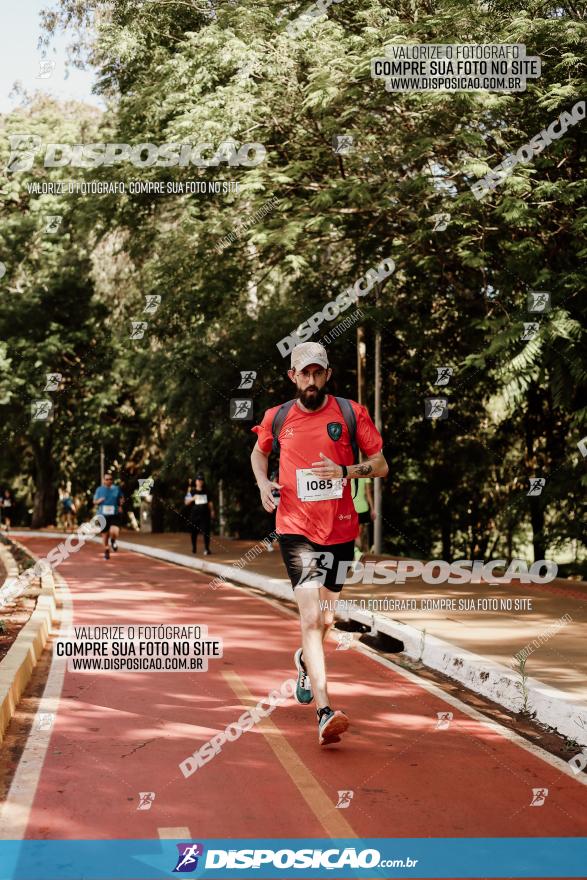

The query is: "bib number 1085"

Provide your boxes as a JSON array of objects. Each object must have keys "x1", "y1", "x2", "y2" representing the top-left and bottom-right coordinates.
[
  {"x1": 309, "y1": 479, "x2": 332, "y2": 491},
  {"x1": 296, "y1": 469, "x2": 343, "y2": 502}
]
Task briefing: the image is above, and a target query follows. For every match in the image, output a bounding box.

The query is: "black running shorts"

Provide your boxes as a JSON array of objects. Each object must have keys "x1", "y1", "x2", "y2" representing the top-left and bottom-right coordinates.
[
  {"x1": 279, "y1": 533, "x2": 355, "y2": 593},
  {"x1": 100, "y1": 514, "x2": 120, "y2": 533}
]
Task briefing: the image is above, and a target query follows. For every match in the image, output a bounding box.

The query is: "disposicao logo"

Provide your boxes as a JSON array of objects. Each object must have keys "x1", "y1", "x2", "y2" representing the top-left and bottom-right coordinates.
[{"x1": 173, "y1": 842, "x2": 204, "y2": 872}]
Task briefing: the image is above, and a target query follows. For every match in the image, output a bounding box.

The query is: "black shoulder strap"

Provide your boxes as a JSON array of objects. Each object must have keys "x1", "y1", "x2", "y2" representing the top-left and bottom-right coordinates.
[
  {"x1": 335, "y1": 397, "x2": 359, "y2": 499},
  {"x1": 271, "y1": 399, "x2": 296, "y2": 455},
  {"x1": 335, "y1": 397, "x2": 359, "y2": 463}
]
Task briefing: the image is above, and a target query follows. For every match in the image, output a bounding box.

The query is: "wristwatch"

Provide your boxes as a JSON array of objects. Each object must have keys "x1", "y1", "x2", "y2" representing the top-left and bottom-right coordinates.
[{"x1": 341, "y1": 465, "x2": 348, "y2": 478}]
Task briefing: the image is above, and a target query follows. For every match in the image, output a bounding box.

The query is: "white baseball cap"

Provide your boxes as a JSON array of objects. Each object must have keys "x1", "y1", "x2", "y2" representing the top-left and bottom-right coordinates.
[{"x1": 290, "y1": 342, "x2": 329, "y2": 372}]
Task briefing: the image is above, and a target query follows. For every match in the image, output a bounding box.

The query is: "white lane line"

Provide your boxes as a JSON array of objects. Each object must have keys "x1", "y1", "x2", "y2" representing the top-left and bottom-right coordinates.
[
  {"x1": 158, "y1": 827, "x2": 192, "y2": 838},
  {"x1": 0, "y1": 571, "x2": 72, "y2": 839}
]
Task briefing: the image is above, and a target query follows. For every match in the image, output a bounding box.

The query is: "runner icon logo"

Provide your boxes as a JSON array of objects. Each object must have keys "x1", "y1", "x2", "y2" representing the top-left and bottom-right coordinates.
[
  {"x1": 137, "y1": 792, "x2": 155, "y2": 811},
  {"x1": 521, "y1": 322, "x2": 539, "y2": 341},
  {"x1": 332, "y1": 134, "x2": 354, "y2": 155},
  {"x1": 336, "y1": 790, "x2": 354, "y2": 808},
  {"x1": 35, "y1": 712, "x2": 55, "y2": 731},
  {"x1": 230, "y1": 398, "x2": 253, "y2": 420},
  {"x1": 238, "y1": 370, "x2": 256, "y2": 389},
  {"x1": 298, "y1": 551, "x2": 334, "y2": 587},
  {"x1": 425, "y1": 397, "x2": 448, "y2": 420},
  {"x1": 436, "y1": 712, "x2": 452, "y2": 730},
  {"x1": 527, "y1": 477, "x2": 546, "y2": 496},
  {"x1": 530, "y1": 788, "x2": 548, "y2": 806},
  {"x1": 31, "y1": 399, "x2": 53, "y2": 421},
  {"x1": 335, "y1": 632, "x2": 353, "y2": 651},
  {"x1": 528, "y1": 291, "x2": 551, "y2": 313},
  {"x1": 173, "y1": 843, "x2": 204, "y2": 873},
  {"x1": 434, "y1": 367, "x2": 453, "y2": 386},
  {"x1": 44, "y1": 372, "x2": 62, "y2": 391}
]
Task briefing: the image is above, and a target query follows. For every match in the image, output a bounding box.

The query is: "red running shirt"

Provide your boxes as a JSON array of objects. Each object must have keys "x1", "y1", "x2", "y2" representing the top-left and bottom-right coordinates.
[{"x1": 252, "y1": 396, "x2": 383, "y2": 545}]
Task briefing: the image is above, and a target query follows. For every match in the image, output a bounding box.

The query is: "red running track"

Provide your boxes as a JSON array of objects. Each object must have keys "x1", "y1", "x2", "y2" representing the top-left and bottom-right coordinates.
[{"x1": 2, "y1": 538, "x2": 586, "y2": 872}]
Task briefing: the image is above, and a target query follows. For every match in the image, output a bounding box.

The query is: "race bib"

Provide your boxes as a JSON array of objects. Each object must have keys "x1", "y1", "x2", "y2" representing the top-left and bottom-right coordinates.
[
  {"x1": 296, "y1": 469, "x2": 343, "y2": 502},
  {"x1": 194, "y1": 494, "x2": 208, "y2": 505},
  {"x1": 102, "y1": 505, "x2": 115, "y2": 515}
]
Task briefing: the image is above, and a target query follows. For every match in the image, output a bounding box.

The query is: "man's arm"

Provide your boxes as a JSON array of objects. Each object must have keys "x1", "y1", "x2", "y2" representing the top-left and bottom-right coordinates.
[
  {"x1": 311, "y1": 450, "x2": 388, "y2": 479},
  {"x1": 251, "y1": 441, "x2": 282, "y2": 512},
  {"x1": 348, "y1": 451, "x2": 388, "y2": 479}
]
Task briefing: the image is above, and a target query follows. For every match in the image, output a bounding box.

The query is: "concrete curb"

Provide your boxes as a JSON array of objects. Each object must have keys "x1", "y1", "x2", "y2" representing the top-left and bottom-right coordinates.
[
  {"x1": 8, "y1": 533, "x2": 587, "y2": 748},
  {"x1": 0, "y1": 543, "x2": 57, "y2": 744},
  {"x1": 337, "y1": 606, "x2": 587, "y2": 747},
  {"x1": 0, "y1": 542, "x2": 19, "y2": 582}
]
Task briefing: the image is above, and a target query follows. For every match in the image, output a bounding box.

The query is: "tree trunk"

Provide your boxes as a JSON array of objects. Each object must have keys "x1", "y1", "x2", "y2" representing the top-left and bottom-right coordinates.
[
  {"x1": 31, "y1": 435, "x2": 58, "y2": 528},
  {"x1": 441, "y1": 507, "x2": 451, "y2": 560},
  {"x1": 530, "y1": 500, "x2": 546, "y2": 562},
  {"x1": 525, "y1": 384, "x2": 547, "y2": 563}
]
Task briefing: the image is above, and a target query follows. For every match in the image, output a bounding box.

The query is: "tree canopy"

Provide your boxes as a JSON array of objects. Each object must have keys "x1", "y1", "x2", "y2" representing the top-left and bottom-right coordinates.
[{"x1": 0, "y1": 0, "x2": 585, "y2": 570}]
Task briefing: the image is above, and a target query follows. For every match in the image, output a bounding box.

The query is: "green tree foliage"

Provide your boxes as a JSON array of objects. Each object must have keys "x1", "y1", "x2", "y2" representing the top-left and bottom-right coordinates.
[{"x1": 1, "y1": 0, "x2": 584, "y2": 565}]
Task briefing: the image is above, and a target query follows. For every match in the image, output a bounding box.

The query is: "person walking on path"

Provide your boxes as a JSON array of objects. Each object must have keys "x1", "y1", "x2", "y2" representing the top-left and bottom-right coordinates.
[
  {"x1": 93, "y1": 472, "x2": 124, "y2": 561},
  {"x1": 0, "y1": 489, "x2": 13, "y2": 532},
  {"x1": 59, "y1": 484, "x2": 77, "y2": 532},
  {"x1": 185, "y1": 474, "x2": 215, "y2": 555},
  {"x1": 250, "y1": 341, "x2": 388, "y2": 746},
  {"x1": 352, "y1": 476, "x2": 375, "y2": 563}
]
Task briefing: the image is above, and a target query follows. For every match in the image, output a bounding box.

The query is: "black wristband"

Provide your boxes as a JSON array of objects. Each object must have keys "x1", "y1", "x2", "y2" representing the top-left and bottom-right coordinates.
[{"x1": 341, "y1": 465, "x2": 348, "y2": 478}]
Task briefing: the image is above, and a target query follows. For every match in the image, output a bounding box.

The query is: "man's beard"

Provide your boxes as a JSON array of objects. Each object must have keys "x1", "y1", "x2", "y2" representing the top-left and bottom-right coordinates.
[{"x1": 297, "y1": 384, "x2": 327, "y2": 411}]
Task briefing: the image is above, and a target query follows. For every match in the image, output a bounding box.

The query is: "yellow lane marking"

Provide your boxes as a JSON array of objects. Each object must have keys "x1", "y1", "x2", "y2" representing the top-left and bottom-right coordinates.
[{"x1": 223, "y1": 670, "x2": 356, "y2": 839}]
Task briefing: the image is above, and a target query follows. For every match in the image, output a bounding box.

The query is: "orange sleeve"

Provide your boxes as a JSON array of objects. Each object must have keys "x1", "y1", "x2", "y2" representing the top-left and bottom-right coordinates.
[
  {"x1": 354, "y1": 403, "x2": 384, "y2": 457},
  {"x1": 251, "y1": 406, "x2": 278, "y2": 455}
]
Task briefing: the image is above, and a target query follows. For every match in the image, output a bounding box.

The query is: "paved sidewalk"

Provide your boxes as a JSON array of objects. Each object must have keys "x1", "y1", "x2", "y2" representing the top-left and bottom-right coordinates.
[{"x1": 124, "y1": 531, "x2": 587, "y2": 706}]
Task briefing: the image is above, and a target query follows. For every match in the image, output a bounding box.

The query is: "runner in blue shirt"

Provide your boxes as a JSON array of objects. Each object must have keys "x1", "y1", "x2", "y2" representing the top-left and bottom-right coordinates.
[{"x1": 93, "y1": 473, "x2": 124, "y2": 560}]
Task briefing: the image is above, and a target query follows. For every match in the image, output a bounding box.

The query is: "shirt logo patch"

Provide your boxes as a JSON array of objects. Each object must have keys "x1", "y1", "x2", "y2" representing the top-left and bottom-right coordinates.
[{"x1": 327, "y1": 422, "x2": 343, "y2": 441}]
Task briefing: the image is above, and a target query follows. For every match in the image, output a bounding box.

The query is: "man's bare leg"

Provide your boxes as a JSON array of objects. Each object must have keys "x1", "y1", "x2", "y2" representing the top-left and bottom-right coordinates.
[
  {"x1": 294, "y1": 582, "x2": 330, "y2": 708},
  {"x1": 320, "y1": 585, "x2": 335, "y2": 643}
]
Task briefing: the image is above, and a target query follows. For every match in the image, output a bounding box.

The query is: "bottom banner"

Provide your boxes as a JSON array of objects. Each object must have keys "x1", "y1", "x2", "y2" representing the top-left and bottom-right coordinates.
[{"x1": 0, "y1": 838, "x2": 586, "y2": 878}]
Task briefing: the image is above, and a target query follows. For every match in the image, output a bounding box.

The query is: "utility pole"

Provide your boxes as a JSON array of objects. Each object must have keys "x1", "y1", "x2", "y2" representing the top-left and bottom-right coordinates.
[
  {"x1": 373, "y1": 287, "x2": 383, "y2": 554},
  {"x1": 218, "y1": 479, "x2": 226, "y2": 537},
  {"x1": 100, "y1": 444, "x2": 105, "y2": 483},
  {"x1": 357, "y1": 325, "x2": 366, "y2": 406}
]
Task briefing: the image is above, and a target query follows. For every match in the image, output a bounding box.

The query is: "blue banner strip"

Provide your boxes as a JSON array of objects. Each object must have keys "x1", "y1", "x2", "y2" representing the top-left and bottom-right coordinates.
[{"x1": 0, "y1": 838, "x2": 586, "y2": 879}]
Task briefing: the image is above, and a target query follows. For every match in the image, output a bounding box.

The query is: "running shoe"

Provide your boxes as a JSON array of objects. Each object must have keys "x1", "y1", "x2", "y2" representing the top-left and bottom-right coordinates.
[
  {"x1": 104, "y1": 548, "x2": 110, "y2": 560},
  {"x1": 317, "y1": 706, "x2": 349, "y2": 745},
  {"x1": 111, "y1": 538, "x2": 118, "y2": 552},
  {"x1": 294, "y1": 648, "x2": 313, "y2": 704},
  {"x1": 204, "y1": 549, "x2": 211, "y2": 555}
]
